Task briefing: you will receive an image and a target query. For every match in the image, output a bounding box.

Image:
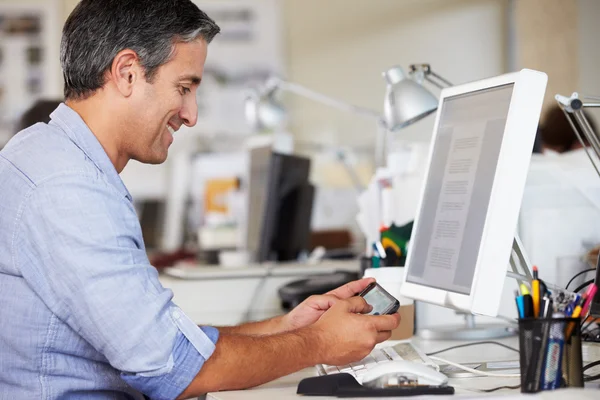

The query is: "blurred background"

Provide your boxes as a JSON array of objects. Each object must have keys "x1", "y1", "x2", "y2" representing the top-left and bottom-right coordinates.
[{"x1": 1, "y1": 0, "x2": 599, "y2": 328}]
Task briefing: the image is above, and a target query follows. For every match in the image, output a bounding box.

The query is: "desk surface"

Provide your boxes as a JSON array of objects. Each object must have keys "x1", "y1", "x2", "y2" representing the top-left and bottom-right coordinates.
[
  {"x1": 207, "y1": 337, "x2": 600, "y2": 399},
  {"x1": 162, "y1": 260, "x2": 359, "y2": 280}
]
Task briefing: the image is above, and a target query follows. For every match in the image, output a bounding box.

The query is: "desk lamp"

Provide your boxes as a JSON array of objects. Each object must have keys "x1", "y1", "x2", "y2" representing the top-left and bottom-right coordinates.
[{"x1": 244, "y1": 65, "x2": 438, "y2": 169}]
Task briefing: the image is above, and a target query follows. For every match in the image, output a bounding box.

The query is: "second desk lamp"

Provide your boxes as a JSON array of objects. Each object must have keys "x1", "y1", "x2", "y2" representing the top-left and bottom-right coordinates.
[{"x1": 244, "y1": 64, "x2": 439, "y2": 172}]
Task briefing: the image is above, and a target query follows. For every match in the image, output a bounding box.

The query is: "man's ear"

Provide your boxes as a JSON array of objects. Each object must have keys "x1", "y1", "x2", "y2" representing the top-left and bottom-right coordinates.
[{"x1": 109, "y1": 49, "x2": 142, "y2": 97}]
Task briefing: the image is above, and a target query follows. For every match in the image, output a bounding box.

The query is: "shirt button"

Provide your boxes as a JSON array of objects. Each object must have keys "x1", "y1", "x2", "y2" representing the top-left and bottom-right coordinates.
[{"x1": 172, "y1": 310, "x2": 181, "y2": 319}]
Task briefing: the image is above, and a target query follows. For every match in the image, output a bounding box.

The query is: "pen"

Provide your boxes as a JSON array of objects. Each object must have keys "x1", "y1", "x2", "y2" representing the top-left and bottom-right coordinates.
[
  {"x1": 541, "y1": 294, "x2": 552, "y2": 318},
  {"x1": 371, "y1": 243, "x2": 381, "y2": 268},
  {"x1": 564, "y1": 295, "x2": 586, "y2": 341},
  {"x1": 516, "y1": 291, "x2": 526, "y2": 319},
  {"x1": 581, "y1": 284, "x2": 598, "y2": 317},
  {"x1": 532, "y1": 266, "x2": 540, "y2": 318}
]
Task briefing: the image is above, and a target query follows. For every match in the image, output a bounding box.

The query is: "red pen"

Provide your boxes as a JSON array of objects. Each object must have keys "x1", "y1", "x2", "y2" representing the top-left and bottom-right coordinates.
[{"x1": 581, "y1": 284, "x2": 598, "y2": 316}]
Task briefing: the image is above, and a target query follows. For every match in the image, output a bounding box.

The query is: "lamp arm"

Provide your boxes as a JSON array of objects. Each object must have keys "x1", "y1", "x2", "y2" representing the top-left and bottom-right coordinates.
[
  {"x1": 275, "y1": 79, "x2": 382, "y2": 122},
  {"x1": 556, "y1": 93, "x2": 600, "y2": 178},
  {"x1": 409, "y1": 64, "x2": 453, "y2": 89}
]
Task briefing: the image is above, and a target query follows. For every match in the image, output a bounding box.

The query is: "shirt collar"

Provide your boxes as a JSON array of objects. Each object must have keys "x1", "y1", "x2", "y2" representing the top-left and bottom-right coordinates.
[{"x1": 49, "y1": 103, "x2": 132, "y2": 201}]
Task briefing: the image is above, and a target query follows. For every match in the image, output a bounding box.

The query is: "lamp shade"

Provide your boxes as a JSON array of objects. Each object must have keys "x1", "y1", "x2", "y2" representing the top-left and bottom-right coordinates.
[
  {"x1": 244, "y1": 88, "x2": 287, "y2": 132},
  {"x1": 383, "y1": 66, "x2": 438, "y2": 131}
]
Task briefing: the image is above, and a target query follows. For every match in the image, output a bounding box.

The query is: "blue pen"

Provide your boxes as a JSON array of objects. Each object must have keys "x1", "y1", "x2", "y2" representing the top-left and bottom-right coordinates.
[{"x1": 515, "y1": 291, "x2": 526, "y2": 319}]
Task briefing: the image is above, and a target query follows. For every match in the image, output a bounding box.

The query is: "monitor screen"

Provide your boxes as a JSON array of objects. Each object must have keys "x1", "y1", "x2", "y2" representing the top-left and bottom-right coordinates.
[
  {"x1": 257, "y1": 152, "x2": 314, "y2": 262},
  {"x1": 406, "y1": 84, "x2": 515, "y2": 295}
]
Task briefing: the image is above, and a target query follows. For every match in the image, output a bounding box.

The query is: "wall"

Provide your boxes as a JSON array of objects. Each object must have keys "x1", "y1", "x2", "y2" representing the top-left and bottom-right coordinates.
[
  {"x1": 579, "y1": 0, "x2": 600, "y2": 123},
  {"x1": 512, "y1": 0, "x2": 578, "y2": 113},
  {"x1": 283, "y1": 0, "x2": 509, "y2": 153}
]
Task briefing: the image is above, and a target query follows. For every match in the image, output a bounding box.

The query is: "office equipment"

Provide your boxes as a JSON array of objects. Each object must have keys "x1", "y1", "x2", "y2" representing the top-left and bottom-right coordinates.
[
  {"x1": 400, "y1": 70, "x2": 547, "y2": 337},
  {"x1": 516, "y1": 284, "x2": 534, "y2": 319},
  {"x1": 518, "y1": 317, "x2": 583, "y2": 393},
  {"x1": 206, "y1": 335, "x2": 600, "y2": 399},
  {"x1": 316, "y1": 342, "x2": 438, "y2": 384},
  {"x1": 257, "y1": 152, "x2": 315, "y2": 262},
  {"x1": 533, "y1": 266, "x2": 541, "y2": 318},
  {"x1": 296, "y1": 373, "x2": 454, "y2": 397},
  {"x1": 245, "y1": 65, "x2": 438, "y2": 168},
  {"x1": 358, "y1": 282, "x2": 400, "y2": 315},
  {"x1": 360, "y1": 360, "x2": 448, "y2": 387}
]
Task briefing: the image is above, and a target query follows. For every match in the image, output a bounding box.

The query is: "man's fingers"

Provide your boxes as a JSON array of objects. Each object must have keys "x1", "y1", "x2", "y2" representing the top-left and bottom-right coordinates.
[
  {"x1": 326, "y1": 278, "x2": 375, "y2": 299},
  {"x1": 308, "y1": 294, "x2": 340, "y2": 310},
  {"x1": 342, "y1": 296, "x2": 372, "y2": 314},
  {"x1": 376, "y1": 331, "x2": 392, "y2": 344},
  {"x1": 370, "y1": 313, "x2": 401, "y2": 332}
]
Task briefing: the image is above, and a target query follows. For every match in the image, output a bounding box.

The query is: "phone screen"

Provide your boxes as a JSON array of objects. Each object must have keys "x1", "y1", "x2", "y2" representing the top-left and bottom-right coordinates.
[{"x1": 362, "y1": 286, "x2": 395, "y2": 315}]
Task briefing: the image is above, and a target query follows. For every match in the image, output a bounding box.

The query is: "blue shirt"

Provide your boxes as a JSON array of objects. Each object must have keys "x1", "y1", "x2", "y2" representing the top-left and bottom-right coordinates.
[{"x1": 0, "y1": 104, "x2": 218, "y2": 400}]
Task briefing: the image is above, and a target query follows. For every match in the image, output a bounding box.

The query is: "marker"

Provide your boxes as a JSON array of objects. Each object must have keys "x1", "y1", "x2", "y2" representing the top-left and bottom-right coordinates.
[
  {"x1": 581, "y1": 284, "x2": 598, "y2": 316},
  {"x1": 515, "y1": 290, "x2": 526, "y2": 319},
  {"x1": 532, "y1": 266, "x2": 540, "y2": 318}
]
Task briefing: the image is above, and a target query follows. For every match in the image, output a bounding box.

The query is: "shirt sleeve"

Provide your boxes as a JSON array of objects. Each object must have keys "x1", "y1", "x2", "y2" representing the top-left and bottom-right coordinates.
[{"x1": 15, "y1": 173, "x2": 218, "y2": 400}]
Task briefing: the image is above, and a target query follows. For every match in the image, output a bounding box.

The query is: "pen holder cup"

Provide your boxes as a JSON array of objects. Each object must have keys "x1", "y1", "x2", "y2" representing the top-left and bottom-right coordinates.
[{"x1": 518, "y1": 318, "x2": 583, "y2": 393}]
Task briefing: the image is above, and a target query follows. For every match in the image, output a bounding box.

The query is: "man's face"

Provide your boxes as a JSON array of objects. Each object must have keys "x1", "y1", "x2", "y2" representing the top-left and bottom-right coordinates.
[{"x1": 126, "y1": 39, "x2": 208, "y2": 164}]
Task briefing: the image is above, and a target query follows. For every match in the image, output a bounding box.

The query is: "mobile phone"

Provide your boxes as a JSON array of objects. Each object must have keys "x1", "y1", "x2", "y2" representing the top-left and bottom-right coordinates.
[{"x1": 358, "y1": 282, "x2": 400, "y2": 315}]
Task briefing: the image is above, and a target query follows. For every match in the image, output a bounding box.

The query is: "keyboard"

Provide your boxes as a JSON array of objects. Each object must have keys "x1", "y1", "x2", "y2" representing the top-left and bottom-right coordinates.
[{"x1": 316, "y1": 342, "x2": 439, "y2": 384}]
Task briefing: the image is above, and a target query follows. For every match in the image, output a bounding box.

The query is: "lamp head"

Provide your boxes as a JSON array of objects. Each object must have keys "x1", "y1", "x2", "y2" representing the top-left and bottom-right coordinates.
[
  {"x1": 244, "y1": 77, "x2": 287, "y2": 132},
  {"x1": 382, "y1": 66, "x2": 438, "y2": 131}
]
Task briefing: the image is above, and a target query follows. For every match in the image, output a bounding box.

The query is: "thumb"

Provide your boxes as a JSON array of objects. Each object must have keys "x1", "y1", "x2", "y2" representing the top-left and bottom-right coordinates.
[
  {"x1": 341, "y1": 296, "x2": 373, "y2": 314},
  {"x1": 308, "y1": 294, "x2": 340, "y2": 311}
]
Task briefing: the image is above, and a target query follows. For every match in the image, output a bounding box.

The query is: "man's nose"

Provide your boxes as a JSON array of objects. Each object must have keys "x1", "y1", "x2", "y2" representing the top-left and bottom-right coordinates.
[{"x1": 179, "y1": 95, "x2": 198, "y2": 127}]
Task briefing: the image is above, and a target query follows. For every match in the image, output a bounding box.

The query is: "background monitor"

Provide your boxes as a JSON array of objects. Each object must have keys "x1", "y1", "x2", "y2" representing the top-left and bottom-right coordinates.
[
  {"x1": 257, "y1": 152, "x2": 315, "y2": 262},
  {"x1": 401, "y1": 69, "x2": 547, "y2": 317}
]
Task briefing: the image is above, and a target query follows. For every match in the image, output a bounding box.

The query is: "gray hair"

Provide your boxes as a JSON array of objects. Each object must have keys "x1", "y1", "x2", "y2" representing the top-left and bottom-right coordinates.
[{"x1": 61, "y1": 0, "x2": 220, "y2": 100}]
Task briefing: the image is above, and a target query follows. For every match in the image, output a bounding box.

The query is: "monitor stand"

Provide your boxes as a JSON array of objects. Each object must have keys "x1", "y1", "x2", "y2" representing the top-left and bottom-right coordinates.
[{"x1": 417, "y1": 236, "x2": 533, "y2": 341}]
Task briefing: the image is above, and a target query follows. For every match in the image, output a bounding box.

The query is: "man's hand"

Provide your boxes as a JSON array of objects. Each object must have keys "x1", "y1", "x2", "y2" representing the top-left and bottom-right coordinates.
[
  {"x1": 179, "y1": 287, "x2": 400, "y2": 397},
  {"x1": 281, "y1": 277, "x2": 376, "y2": 331},
  {"x1": 309, "y1": 296, "x2": 401, "y2": 366}
]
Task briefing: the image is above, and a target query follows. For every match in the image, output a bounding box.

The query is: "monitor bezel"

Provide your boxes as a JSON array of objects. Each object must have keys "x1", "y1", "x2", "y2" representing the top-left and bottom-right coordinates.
[{"x1": 400, "y1": 69, "x2": 548, "y2": 317}]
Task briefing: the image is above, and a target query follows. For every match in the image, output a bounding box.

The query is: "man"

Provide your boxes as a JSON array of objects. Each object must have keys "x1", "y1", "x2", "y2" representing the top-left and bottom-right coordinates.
[{"x1": 0, "y1": 1, "x2": 400, "y2": 399}]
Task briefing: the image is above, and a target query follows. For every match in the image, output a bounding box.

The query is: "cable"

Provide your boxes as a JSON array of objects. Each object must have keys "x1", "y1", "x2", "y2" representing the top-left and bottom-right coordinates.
[
  {"x1": 478, "y1": 384, "x2": 521, "y2": 393},
  {"x1": 573, "y1": 278, "x2": 595, "y2": 294},
  {"x1": 241, "y1": 263, "x2": 276, "y2": 323},
  {"x1": 426, "y1": 341, "x2": 519, "y2": 356},
  {"x1": 583, "y1": 360, "x2": 600, "y2": 372},
  {"x1": 428, "y1": 356, "x2": 521, "y2": 378},
  {"x1": 585, "y1": 373, "x2": 600, "y2": 382},
  {"x1": 565, "y1": 268, "x2": 596, "y2": 290},
  {"x1": 582, "y1": 319, "x2": 596, "y2": 333}
]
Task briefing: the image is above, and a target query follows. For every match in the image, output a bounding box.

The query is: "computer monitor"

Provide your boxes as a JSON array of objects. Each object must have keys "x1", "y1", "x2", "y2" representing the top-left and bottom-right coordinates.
[
  {"x1": 401, "y1": 69, "x2": 548, "y2": 317},
  {"x1": 257, "y1": 152, "x2": 315, "y2": 262}
]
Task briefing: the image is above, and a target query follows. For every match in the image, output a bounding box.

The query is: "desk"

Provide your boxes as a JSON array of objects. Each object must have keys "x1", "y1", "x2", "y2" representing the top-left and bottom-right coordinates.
[
  {"x1": 207, "y1": 338, "x2": 600, "y2": 399},
  {"x1": 159, "y1": 260, "x2": 360, "y2": 325}
]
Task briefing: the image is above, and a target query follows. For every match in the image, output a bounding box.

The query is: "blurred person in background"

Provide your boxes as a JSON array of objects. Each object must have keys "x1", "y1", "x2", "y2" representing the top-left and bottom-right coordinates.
[
  {"x1": 520, "y1": 105, "x2": 600, "y2": 290},
  {"x1": 15, "y1": 99, "x2": 63, "y2": 133},
  {"x1": 0, "y1": 1, "x2": 400, "y2": 399},
  {"x1": 539, "y1": 105, "x2": 597, "y2": 154}
]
